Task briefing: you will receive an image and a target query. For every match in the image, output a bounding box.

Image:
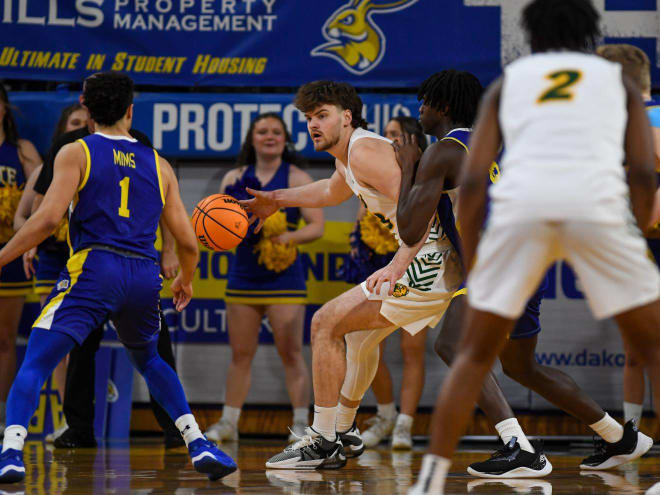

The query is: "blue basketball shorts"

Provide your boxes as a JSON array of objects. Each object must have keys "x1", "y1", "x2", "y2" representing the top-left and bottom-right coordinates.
[
  {"x1": 0, "y1": 243, "x2": 32, "y2": 296},
  {"x1": 35, "y1": 247, "x2": 69, "y2": 295},
  {"x1": 33, "y1": 248, "x2": 162, "y2": 347}
]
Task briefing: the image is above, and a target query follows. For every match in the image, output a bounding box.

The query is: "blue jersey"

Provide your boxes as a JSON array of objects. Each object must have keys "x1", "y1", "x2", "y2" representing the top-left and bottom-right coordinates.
[
  {"x1": 436, "y1": 128, "x2": 502, "y2": 256},
  {"x1": 69, "y1": 133, "x2": 164, "y2": 260},
  {"x1": 0, "y1": 140, "x2": 25, "y2": 188}
]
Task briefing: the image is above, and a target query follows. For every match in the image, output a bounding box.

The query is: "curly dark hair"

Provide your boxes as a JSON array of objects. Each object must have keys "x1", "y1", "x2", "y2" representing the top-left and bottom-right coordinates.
[
  {"x1": 388, "y1": 116, "x2": 428, "y2": 151},
  {"x1": 418, "y1": 70, "x2": 484, "y2": 127},
  {"x1": 82, "y1": 71, "x2": 134, "y2": 126},
  {"x1": 0, "y1": 84, "x2": 20, "y2": 147},
  {"x1": 294, "y1": 81, "x2": 369, "y2": 129},
  {"x1": 522, "y1": 0, "x2": 600, "y2": 53},
  {"x1": 51, "y1": 102, "x2": 85, "y2": 144},
  {"x1": 237, "y1": 112, "x2": 305, "y2": 166}
]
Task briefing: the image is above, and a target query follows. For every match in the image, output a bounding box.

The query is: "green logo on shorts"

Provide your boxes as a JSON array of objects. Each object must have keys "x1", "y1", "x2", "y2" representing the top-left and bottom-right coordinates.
[{"x1": 393, "y1": 283, "x2": 409, "y2": 298}]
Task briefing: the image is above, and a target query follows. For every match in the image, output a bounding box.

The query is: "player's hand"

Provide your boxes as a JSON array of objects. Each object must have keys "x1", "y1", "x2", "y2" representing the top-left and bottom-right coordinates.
[
  {"x1": 23, "y1": 247, "x2": 37, "y2": 279},
  {"x1": 365, "y1": 262, "x2": 406, "y2": 297},
  {"x1": 238, "y1": 188, "x2": 279, "y2": 234},
  {"x1": 171, "y1": 274, "x2": 193, "y2": 312},
  {"x1": 160, "y1": 248, "x2": 179, "y2": 280},
  {"x1": 393, "y1": 132, "x2": 422, "y2": 172}
]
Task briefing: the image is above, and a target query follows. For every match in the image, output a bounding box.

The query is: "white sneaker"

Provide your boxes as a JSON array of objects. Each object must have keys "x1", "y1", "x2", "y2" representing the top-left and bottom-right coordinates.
[
  {"x1": 391, "y1": 422, "x2": 412, "y2": 450},
  {"x1": 45, "y1": 421, "x2": 68, "y2": 443},
  {"x1": 205, "y1": 418, "x2": 238, "y2": 443},
  {"x1": 288, "y1": 421, "x2": 307, "y2": 443},
  {"x1": 647, "y1": 482, "x2": 660, "y2": 494},
  {"x1": 361, "y1": 415, "x2": 396, "y2": 448}
]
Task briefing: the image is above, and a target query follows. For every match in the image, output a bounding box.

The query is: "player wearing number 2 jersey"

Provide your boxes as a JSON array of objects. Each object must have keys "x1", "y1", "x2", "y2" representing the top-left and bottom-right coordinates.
[{"x1": 410, "y1": 1, "x2": 660, "y2": 493}]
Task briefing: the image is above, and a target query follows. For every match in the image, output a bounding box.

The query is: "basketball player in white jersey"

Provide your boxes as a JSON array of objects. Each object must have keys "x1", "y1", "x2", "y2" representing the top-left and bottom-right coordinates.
[
  {"x1": 410, "y1": 1, "x2": 660, "y2": 493},
  {"x1": 241, "y1": 81, "x2": 463, "y2": 469}
]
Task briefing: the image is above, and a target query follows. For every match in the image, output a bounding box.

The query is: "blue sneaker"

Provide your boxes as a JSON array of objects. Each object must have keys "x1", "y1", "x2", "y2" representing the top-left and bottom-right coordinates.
[
  {"x1": 0, "y1": 448, "x2": 25, "y2": 483},
  {"x1": 188, "y1": 438, "x2": 237, "y2": 481}
]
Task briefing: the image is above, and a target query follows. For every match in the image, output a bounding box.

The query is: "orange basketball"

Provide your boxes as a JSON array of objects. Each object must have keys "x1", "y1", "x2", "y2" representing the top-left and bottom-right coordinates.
[{"x1": 192, "y1": 194, "x2": 249, "y2": 251}]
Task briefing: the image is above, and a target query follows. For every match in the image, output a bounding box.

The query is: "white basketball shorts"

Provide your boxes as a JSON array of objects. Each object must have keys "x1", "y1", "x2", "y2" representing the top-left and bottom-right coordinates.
[
  {"x1": 361, "y1": 246, "x2": 463, "y2": 335},
  {"x1": 468, "y1": 219, "x2": 660, "y2": 320}
]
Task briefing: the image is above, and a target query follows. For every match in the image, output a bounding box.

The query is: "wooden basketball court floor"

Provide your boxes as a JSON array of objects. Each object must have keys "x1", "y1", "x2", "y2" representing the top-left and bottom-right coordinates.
[{"x1": 3, "y1": 439, "x2": 659, "y2": 494}]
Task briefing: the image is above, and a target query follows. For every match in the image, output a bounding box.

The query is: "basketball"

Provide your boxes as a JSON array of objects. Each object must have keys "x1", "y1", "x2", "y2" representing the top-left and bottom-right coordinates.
[{"x1": 192, "y1": 194, "x2": 249, "y2": 251}]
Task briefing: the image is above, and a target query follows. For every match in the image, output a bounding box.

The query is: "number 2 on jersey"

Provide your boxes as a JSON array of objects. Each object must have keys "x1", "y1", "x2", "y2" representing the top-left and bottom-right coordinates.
[
  {"x1": 537, "y1": 70, "x2": 582, "y2": 104},
  {"x1": 118, "y1": 176, "x2": 131, "y2": 218}
]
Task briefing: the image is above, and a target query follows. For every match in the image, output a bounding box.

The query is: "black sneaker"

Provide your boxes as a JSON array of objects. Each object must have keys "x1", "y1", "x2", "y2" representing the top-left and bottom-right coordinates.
[
  {"x1": 265, "y1": 427, "x2": 346, "y2": 470},
  {"x1": 337, "y1": 422, "x2": 364, "y2": 458},
  {"x1": 53, "y1": 428, "x2": 98, "y2": 449},
  {"x1": 467, "y1": 438, "x2": 552, "y2": 478},
  {"x1": 580, "y1": 420, "x2": 653, "y2": 470}
]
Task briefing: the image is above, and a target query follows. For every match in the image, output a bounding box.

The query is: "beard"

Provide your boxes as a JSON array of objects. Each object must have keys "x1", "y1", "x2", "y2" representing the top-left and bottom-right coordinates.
[{"x1": 315, "y1": 132, "x2": 341, "y2": 151}]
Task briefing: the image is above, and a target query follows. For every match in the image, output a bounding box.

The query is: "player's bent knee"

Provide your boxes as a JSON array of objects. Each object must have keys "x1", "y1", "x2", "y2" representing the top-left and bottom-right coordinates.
[{"x1": 435, "y1": 335, "x2": 456, "y2": 365}]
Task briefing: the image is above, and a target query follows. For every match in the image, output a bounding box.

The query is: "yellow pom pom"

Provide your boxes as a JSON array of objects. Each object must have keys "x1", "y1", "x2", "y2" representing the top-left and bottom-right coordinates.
[
  {"x1": 0, "y1": 185, "x2": 22, "y2": 243},
  {"x1": 53, "y1": 217, "x2": 69, "y2": 242},
  {"x1": 254, "y1": 210, "x2": 298, "y2": 273},
  {"x1": 359, "y1": 211, "x2": 398, "y2": 255}
]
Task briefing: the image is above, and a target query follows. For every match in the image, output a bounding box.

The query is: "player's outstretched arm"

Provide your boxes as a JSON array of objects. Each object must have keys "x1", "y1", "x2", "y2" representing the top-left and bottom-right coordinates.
[
  {"x1": 159, "y1": 157, "x2": 199, "y2": 311},
  {"x1": 457, "y1": 78, "x2": 503, "y2": 273},
  {"x1": 623, "y1": 75, "x2": 656, "y2": 233},
  {"x1": 240, "y1": 170, "x2": 352, "y2": 232},
  {"x1": 0, "y1": 142, "x2": 83, "y2": 271}
]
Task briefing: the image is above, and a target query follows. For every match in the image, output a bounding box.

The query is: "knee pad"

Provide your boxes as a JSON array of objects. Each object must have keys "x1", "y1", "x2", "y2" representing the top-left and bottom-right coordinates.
[{"x1": 341, "y1": 327, "x2": 395, "y2": 402}]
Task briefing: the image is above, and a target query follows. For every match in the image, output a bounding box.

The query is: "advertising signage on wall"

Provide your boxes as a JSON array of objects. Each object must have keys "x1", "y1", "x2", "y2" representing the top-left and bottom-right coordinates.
[{"x1": 0, "y1": 1, "x2": 657, "y2": 88}]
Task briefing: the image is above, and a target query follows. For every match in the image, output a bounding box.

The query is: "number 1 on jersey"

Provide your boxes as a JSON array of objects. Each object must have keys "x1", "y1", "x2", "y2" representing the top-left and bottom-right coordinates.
[
  {"x1": 537, "y1": 70, "x2": 582, "y2": 104},
  {"x1": 118, "y1": 176, "x2": 131, "y2": 218}
]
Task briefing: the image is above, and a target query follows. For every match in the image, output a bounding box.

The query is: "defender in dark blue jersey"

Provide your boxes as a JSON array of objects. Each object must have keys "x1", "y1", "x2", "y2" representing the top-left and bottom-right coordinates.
[
  {"x1": 0, "y1": 72, "x2": 235, "y2": 483},
  {"x1": 396, "y1": 70, "x2": 622, "y2": 478}
]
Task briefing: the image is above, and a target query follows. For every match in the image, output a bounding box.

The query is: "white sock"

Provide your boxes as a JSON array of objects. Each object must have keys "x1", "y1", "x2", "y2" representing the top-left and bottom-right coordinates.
[
  {"x1": 396, "y1": 413, "x2": 414, "y2": 429},
  {"x1": 590, "y1": 413, "x2": 624, "y2": 443},
  {"x1": 415, "y1": 454, "x2": 450, "y2": 493},
  {"x1": 336, "y1": 404, "x2": 358, "y2": 433},
  {"x1": 623, "y1": 402, "x2": 643, "y2": 425},
  {"x1": 2, "y1": 425, "x2": 27, "y2": 452},
  {"x1": 174, "y1": 414, "x2": 204, "y2": 447},
  {"x1": 312, "y1": 405, "x2": 337, "y2": 441},
  {"x1": 0, "y1": 401, "x2": 5, "y2": 423},
  {"x1": 377, "y1": 402, "x2": 397, "y2": 420},
  {"x1": 221, "y1": 405, "x2": 241, "y2": 428},
  {"x1": 293, "y1": 407, "x2": 308, "y2": 425},
  {"x1": 495, "y1": 417, "x2": 535, "y2": 453}
]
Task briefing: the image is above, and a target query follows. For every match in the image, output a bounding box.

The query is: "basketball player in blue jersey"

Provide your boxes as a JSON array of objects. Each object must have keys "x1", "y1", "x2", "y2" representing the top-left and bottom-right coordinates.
[
  {"x1": 0, "y1": 71, "x2": 236, "y2": 483},
  {"x1": 0, "y1": 86, "x2": 41, "y2": 439},
  {"x1": 398, "y1": 69, "x2": 649, "y2": 479},
  {"x1": 597, "y1": 44, "x2": 660, "y2": 429}
]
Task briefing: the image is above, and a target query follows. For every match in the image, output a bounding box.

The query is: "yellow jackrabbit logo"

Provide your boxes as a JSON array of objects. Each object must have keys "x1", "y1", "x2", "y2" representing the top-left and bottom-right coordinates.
[{"x1": 311, "y1": 0, "x2": 419, "y2": 75}]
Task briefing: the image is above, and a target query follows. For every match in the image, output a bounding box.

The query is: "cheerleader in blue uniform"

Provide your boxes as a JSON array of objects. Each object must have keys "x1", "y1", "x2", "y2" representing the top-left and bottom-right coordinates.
[
  {"x1": 0, "y1": 86, "x2": 41, "y2": 436},
  {"x1": 205, "y1": 113, "x2": 324, "y2": 443}
]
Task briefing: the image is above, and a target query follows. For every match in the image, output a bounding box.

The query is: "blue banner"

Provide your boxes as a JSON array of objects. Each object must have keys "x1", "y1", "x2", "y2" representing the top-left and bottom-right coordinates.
[
  {"x1": 10, "y1": 91, "x2": 421, "y2": 158},
  {"x1": 0, "y1": 1, "x2": 657, "y2": 88}
]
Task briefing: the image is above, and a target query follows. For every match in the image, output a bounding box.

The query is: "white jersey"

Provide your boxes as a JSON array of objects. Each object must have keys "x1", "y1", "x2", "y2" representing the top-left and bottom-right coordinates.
[
  {"x1": 343, "y1": 128, "x2": 445, "y2": 251},
  {"x1": 493, "y1": 51, "x2": 629, "y2": 225}
]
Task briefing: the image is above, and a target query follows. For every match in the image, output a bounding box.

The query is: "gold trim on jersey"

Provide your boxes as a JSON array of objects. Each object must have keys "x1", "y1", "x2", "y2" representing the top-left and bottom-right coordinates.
[
  {"x1": 440, "y1": 136, "x2": 469, "y2": 153},
  {"x1": 33, "y1": 248, "x2": 90, "y2": 329},
  {"x1": 76, "y1": 139, "x2": 91, "y2": 192},
  {"x1": 154, "y1": 149, "x2": 165, "y2": 205}
]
